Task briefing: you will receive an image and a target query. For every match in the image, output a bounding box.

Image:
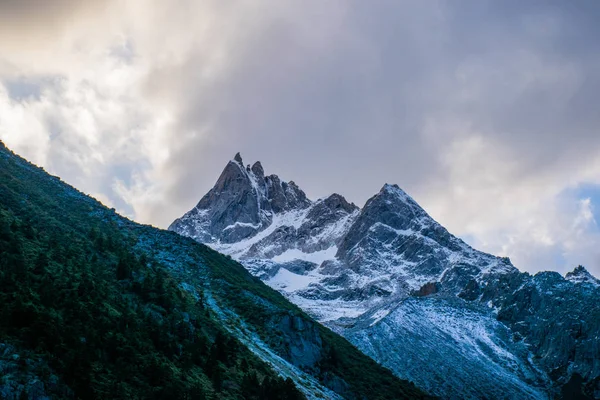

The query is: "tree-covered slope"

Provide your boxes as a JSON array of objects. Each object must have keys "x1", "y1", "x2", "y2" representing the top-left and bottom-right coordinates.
[{"x1": 0, "y1": 141, "x2": 430, "y2": 400}]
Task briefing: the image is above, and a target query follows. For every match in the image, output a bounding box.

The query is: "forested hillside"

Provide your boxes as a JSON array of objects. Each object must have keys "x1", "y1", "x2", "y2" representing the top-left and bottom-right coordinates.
[{"x1": 0, "y1": 141, "x2": 429, "y2": 400}]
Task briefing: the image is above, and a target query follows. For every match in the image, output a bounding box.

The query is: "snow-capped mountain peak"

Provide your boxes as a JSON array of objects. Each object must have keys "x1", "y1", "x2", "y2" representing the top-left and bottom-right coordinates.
[
  {"x1": 172, "y1": 154, "x2": 518, "y2": 314},
  {"x1": 565, "y1": 265, "x2": 600, "y2": 286},
  {"x1": 233, "y1": 151, "x2": 243, "y2": 164},
  {"x1": 169, "y1": 153, "x2": 311, "y2": 244},
  {"x1": 170, "y1": 155, "x2": 600, "y2": 399}
]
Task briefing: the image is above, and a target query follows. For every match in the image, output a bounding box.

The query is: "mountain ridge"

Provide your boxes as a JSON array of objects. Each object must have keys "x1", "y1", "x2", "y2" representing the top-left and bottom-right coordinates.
[
  {"x1": 0, "y1": 141, "x2": 429, "y2": 399},
  {"x1": 171, "y1": 153, "x2": 600, "y2": 400}
]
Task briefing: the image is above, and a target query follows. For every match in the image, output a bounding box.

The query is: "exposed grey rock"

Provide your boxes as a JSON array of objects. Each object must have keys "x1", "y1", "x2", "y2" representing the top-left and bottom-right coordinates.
[
  {"x1": 335, "y1": 184, "x2": 514, "y2": 286},
  {"x1": 493, "y1": 271, "x2": 600, "y2": 395},
  {"x1": 457, "y1": 278, "x2": 481, "y2": 301},
  {"x1": 566, "y1": 265, "x2": 600, "y2": 286},
  {"x1": 251, "y1": 161, "x2": 264, "y2": 180},
  {"x1": 234, "y1": 152, "x2": 243, "y2": 164},
  {"x1": 413, "y1": 282, "x2": 441, "y2": 297},
  {"x1": 171, "y1": 155, "x2": 600, "y2": 399},
  {"x1": 280, "y1": 260, "x2": 318, "y2": 275},
  {"x1": 347, "y1": 297, "x2": 551, "y2": 400},
  {"x1": 322, "y1": 373, "x2": 351, "y2": 397},
  {"x1": 275, "y1": 313, "x2": 323, "y2": 369},
  {"x1": 169, "y1": 153, "x2": 313, "y2": 244}
]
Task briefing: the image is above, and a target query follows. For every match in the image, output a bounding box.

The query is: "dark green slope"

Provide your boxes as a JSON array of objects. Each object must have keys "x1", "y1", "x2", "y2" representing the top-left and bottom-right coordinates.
[{"x1": 0, "y1": 141, "x2": 430, "y2": 400}]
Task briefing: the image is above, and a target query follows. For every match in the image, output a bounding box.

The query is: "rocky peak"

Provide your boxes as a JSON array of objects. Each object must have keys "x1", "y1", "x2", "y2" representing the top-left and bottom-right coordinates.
[
  {"x1": 337, "y1": 184, "x2": 432, "y2": 262},
  {"x1": 336, "y1": 181, "x2": 514, "y2": 286},
  {"x1": 251, "y1": 161, "x2": 265, "y2": 180},
  {"x1": 196, "y1": 157, "x2": 254, "y2": 210},
  {"x1": 321, "y1": 193, "x2": 359, "y2": 214},
  {"x1": 170, "y1": 152, "x2": 600, "y2": 399},
  {"x1": 169, "y1": 155, "x2": 312, "y2": 244},
  {"x1": 565, "y1": 265, "x2": 600, "y2": 286},
  {"x1": 265, "y1": 176, "x2": 311, "y2": 213},
  {"x1": 376, "y1": 183, "x2": 426, "y2": 220},
  {"x1": 177, "y1": 155, "x2": 265, "y2": 243},
  {"x1": 199, "y1": 155, "x2": 311, "y2": 216},
  {"x1": 234, "y1": 152, "x2": 243, "y2": 164}
]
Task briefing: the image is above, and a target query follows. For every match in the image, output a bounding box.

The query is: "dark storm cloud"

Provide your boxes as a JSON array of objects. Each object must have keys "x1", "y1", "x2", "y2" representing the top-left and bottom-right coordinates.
[
  {"x1": 442, "y1": 0, "x2": 600, "y2": 161},
  {"x1": 153, "y1": 2, "x2": 444, "y2": 211},
  {"x1": 150, "y1": 0, "x2": 600, "y2": 212}
]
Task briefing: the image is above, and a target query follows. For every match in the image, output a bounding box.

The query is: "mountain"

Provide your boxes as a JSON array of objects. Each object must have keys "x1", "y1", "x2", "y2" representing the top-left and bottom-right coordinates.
[
  {"x1": 171, "y1": 153, "x2": 600, "y2": 400},
  {"x1": 0, "y1": 141, "x2": 430, "y2": 400}
]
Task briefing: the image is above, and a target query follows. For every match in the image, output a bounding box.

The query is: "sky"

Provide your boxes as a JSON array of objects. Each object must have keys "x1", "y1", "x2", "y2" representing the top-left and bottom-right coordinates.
[{"x1": 1, "y1": 0, "x2": 600, "y2": 276}]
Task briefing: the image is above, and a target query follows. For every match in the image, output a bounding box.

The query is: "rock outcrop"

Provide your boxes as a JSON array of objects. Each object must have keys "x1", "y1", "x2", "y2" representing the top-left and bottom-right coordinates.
[{"x1": 171, "y1": 154, "x2": 600, "y2": 399}]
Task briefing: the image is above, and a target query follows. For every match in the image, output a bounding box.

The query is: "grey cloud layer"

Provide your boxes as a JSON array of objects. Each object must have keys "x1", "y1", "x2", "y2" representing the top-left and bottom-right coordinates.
[
  {"x1": 160, "y1": 0, "x2": 600, "y2": 202},
  {"x1": 1, "y1": 0, "x2": 599, "y2": 275},
  {"x1": 0, "y1": 0, "x2": 111, "y2": 43}
]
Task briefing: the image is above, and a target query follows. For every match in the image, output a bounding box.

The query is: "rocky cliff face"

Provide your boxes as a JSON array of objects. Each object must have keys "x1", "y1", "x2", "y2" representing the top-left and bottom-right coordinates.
[
  {"x1": 0, "y1": 142, "x2": 430, "y2": 400},
  {"x1": 170, "y1": 153, "x2": 312, "y2": 244},
  {"x1": 170, "y1": 154, "x2": 600, "y2": 399},
  {"x1": 493, "y1": 270, "x2": 600, "y2": 397}
]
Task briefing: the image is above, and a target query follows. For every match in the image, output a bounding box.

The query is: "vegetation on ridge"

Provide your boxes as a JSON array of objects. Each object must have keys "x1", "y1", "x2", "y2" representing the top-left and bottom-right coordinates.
[
  {"x1": 0, "y1": 141, "x2": 430, "y2": 399},
  {"x1": 0, "y1": 143, "x2": 304, "y2": 399}
]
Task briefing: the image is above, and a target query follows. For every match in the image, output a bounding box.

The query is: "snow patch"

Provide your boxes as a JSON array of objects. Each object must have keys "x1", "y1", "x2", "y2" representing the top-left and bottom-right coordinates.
[
  {"x1": 269, "y1": 268, "x2": 321, "y2": 293},
  {"x1": 223, "y1": 221, "x2": 262, "y2": 231},
  {"x1": 370, "y1": 309, "x2": 391, "y2": 326},
  {"x1": 212, "y1": 208, "x2": 310, "y2": 258},
  {"x1": 273, "y1": 246, "x2": 338, "y2": 265}
]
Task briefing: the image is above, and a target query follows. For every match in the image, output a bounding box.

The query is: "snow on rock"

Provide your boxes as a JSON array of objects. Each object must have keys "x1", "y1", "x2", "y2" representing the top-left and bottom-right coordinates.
[
  {"x1": 269, "y1": 268, "x2": 321, "y2": 293},
  {"x1": 170, "y1": 154, "x2": 600, "y2": 399},
  {"x1": 348, "y1": 298, "x2": 550, "y2": 400},
  {"x1": 272, "y1": 246, "x2": 338, "y2": 264},
  {"x1": 565, "y1": 265, "x2": 600, "y2": 287}
]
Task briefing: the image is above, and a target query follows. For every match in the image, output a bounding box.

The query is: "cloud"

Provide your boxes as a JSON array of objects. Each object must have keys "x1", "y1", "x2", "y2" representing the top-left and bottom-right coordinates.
[
  {"x1": 0, "y1": 0, "x2": 100, "y2": 34},
  {"x1": 1, "y1": 0, "x2": 600, "y2": 275}
]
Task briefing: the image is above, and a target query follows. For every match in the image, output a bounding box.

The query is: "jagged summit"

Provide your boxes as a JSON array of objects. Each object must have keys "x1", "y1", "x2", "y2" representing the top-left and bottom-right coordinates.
[
  {"x1": 172, "y1": 153, "x2": 516, "y2": 285},
  {"x1": 251, "y1": 160, "x2": 264, "y2": 178},
  {"x1": 380, "y1": 182, "x2": 416, "y2": 201},
  {"x1": 170, "y1": 154, "x2": 362, "y2": 261},
  {"x1": 382, "y1": 182, "x2": 402, "y2": 192},
  {"x1": 171, "y1": 152, "x2": 519, "y2": 299},
  {"x1": 336, "y1": 179, "x2": 516, "y2": 281},
  {"x1": 0, "y1": 142, "x2": 434, "y2": 400},
  {"x1": 565, "y1": 265, "x2": 600, "y2": 286},
  {"x1": 376, "y1": 183, "x2": 427, "y2": 216},
  {"x1": 170, "y1": 154, "x2": 313, "y2": 244},
  {"x1": 233, "y1": 151, "x2": 243, "y2": 164},
  {"x1": 170, "y1": 153, "x2": 600, "y2": 399},
  {"x1": 319, "y1": 193, "x2": 358, "y2": 214}
]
